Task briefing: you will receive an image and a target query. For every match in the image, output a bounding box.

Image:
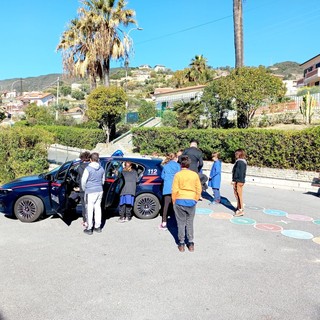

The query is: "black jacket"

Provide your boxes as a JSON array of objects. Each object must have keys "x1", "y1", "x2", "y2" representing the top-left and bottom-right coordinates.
[
  {"x1": 120, "y1": 170, "x2": 139, "y2": 196},
  {"x1": 232, "y1": 159, "x2": 247, "y2": 183},
  {"x1": 182, "y1": 147, "x2": 203, "y2": 173}
]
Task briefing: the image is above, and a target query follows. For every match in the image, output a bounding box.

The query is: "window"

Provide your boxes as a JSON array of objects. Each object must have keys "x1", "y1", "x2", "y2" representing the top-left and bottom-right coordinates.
[{"x1": 316, "y1": 62, "x2": 320, "y2": 68}]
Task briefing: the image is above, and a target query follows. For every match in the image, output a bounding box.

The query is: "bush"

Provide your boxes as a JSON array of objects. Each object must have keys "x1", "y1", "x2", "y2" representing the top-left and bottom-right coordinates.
[
  {"x1": 132, "y1": 127, "x2": 320, "y2": 171},
  {"x1": 38, "y1": 125, "x2": 105, "y2": 149},
  {"x1": 0, "y1": 127, "x2": 54, "y2": 183}
]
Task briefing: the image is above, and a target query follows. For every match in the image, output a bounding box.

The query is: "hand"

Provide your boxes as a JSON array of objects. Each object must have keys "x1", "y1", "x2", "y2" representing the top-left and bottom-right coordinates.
[{"x1": 73, "y1": 187, "x2": 80, "y2": 192}]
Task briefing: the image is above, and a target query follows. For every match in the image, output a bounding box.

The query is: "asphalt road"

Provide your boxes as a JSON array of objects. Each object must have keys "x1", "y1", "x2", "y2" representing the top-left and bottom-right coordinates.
[{"x1": 0, "y1": 182, "x2": 319, "y2": 320}]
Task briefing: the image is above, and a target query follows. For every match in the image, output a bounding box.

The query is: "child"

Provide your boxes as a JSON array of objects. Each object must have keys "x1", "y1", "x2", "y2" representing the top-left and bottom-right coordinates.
[
  {"x1": 159, "y1": 152, "x2": 180, "y2": 230},
  {"x1": 118, "y1": 161, "x2": 138, "y2": 222},
  {"x1": 232, "y1": 149, "x2": 247, "y2": 217},
  {"x1": 208, "y1": 152, "x2": 222, "y2": 204}
]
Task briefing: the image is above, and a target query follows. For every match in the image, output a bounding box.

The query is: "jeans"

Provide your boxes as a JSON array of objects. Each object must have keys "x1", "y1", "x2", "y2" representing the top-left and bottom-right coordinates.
[
  {"x1": 174, "y1": 204, "x2": 196, "y2": 244},
  {"x1": 212, "y1": 188, "x2": 221, "y2": 201}
]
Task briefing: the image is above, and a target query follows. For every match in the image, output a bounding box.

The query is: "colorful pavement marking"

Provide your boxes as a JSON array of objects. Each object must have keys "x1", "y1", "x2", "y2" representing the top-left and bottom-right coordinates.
[
  {"x1": 254, "y1": 223, "x2": 283, "y2": 232},
  {"x1": 313, "y1": 220, "x2": 320, "y2": 225},
  {"x1": 245, "y1": 206, "x2": 264, "y2": 211},
  {"x1": 230, "y1": 217, "x2": 256, "y2": 225},
  {"x1": 281, "y1": 230, "x2": 314, "y2": 240},
  {"x1": 263, "y1": 209, "x2": 287, "y2": 217},
  {"x1": 286, "y1": 214, "x2": 314, "y2": 222},
  {"x1": 195, "y1": 208, "x2": 213, "y2": 215},
  {"x1": 209, "y1": 212, "x2": 233, "y2": 220},
  {"x1": 312, "y1": 237, "x2": 320, "y2": 245}
]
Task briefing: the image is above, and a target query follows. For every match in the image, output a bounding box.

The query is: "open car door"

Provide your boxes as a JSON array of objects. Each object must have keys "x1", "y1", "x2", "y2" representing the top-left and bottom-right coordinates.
[{"x1": 50, "y1": 161, "x2": 74, "y2": 217}]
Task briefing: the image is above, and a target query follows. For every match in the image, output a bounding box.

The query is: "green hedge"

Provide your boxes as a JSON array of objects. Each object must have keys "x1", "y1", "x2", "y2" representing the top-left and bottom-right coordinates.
[
  {"x1": 37, "y1": 125, "x2": 105, "y2": 150},
  {"x1": 0, "y1": 127, "x2": 54, "y2": 183},
  {"x1": 132, "y1": 127, "x2": 320, "y2": 171}
]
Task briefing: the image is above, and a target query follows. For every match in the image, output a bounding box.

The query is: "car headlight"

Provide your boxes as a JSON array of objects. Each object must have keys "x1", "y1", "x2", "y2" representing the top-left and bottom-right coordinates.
[{"x1": 0, "y1": 188, "x2": 13, "y2": 195}]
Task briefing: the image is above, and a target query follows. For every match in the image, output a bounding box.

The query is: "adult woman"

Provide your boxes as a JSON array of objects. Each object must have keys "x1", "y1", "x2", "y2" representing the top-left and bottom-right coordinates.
[
  {"x1": 232, "y1": 149, "x2": 247, "y2": 217},
  {"x1": 159, "y1": 153, "x2": 180, "y2": 230}
]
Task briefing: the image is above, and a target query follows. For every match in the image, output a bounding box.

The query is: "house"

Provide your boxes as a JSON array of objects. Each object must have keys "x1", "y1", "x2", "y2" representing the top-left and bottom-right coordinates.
[
  {"x1": 152, "y1": 85, "x2": 206, "y2": 113},
  {"x1": 297, "y1": 54, "x2": 320, "y2": 87},
  {"x1": 154, "y1": 65, "x2": 166, "y2": 72},
  {"x1": 138, "y1": 64, "x2": 152, "y2": 70},
  {"x1": 19, "y1": 92, "x2": 55, "y2": 106}
]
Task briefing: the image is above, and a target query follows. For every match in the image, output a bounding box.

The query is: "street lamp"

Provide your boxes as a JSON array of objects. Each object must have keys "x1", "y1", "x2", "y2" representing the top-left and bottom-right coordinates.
[{"x1": 124, "y1": 27, "x2": 143, "y2": 123}]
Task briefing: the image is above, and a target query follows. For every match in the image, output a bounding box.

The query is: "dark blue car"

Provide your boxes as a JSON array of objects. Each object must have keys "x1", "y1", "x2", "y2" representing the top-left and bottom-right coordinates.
[{"x1": 0, "y1": 156, "x2": 163, "y2": 223}]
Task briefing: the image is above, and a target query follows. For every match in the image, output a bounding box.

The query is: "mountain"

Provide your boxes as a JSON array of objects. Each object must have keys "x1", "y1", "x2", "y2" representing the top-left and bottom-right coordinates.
[
  {"x1": 0, "y1": 62, "x2": 304, "y2": 92},
  {"x1": 267, "y1": 61, "x2": 303, "y2": 80}
]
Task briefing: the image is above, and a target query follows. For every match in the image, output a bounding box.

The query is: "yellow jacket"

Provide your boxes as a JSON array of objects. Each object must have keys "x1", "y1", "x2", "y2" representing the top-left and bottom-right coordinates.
[{"x1": 172, "y1": 168, "x2": 202, "y2": 203}]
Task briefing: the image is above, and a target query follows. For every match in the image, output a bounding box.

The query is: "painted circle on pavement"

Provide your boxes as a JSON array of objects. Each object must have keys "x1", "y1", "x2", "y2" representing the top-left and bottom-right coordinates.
[
  {"x1": 312, "y1": 237, "x2": 320, "y2": 245},
  {"x1": 209, "y1": 212, "x2": 233, "y2": 220},
  {"x1": 230, "y1": 217, "x2": 256, "y2": 225},
  {"x1": 263, "y1": 209, "x2": 287, "y2": 217},
  {"x1": 246, "y1": 206, "x2": 264, "y2": 211},
  {"x1": 281, "y1": 230, "x2": 314, "y2": 240},
  {"x1": 287, "y1": 214, "x2": 313, "y2": 222},
  {"x1": 313, "y1": 220, "x2": 320, "y2": 225},
  {"x1": 254, "y1": 223, "x2": 283, "y2": 232},
  {"x1": 195, "y1": 208, "x2": 213, "y2": 215}
]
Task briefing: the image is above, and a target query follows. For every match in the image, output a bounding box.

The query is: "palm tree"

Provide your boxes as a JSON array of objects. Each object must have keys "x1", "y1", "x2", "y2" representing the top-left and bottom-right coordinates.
[
  {"x1": 57, "y1": 0, "x2": 137, "y2": 87},
  {"x1": 233, "y1": 0, "x2": 244, "y2": 67},
  {"x1": 187, "y1": 55, "x2": 213, "y2": 85}
]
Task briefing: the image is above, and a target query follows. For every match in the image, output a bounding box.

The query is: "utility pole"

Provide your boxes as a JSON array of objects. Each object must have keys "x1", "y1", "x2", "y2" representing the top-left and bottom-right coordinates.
[{"x1": 55, "y1": 77, "x2": 59, "y2": 121}]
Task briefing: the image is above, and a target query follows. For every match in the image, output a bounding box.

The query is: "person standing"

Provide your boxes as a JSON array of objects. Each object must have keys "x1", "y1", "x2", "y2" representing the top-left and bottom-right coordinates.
[
  {"x1": 208, "y1": 152, "x2": 222, "y2": 204},
  {"x1": 232, "y1": 149, "x2": 247, "y2": 217},
  {"x1": 172, "y1": 155, "x2": 202, "y2": 252},
  {"x1": 81, "y1": 152, "x2": 105, "y2": 235},
  {"x1": 159, "y1": 152, "x2": 180, "y2": 230},
  {"x1": 75, "y1": 151, "x2": 91, "y2": 227},
  {"x1": 118, "y1": 161, "x2": 138, "y2": 223},
  {"x1": 182, "y1": 139, "x2": 207, "y2": 198}
]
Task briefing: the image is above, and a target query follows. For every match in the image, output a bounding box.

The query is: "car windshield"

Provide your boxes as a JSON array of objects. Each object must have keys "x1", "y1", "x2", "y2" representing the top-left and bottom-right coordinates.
[{"x1": 38, "y1": 165, "x2": 61, "y2": 178}]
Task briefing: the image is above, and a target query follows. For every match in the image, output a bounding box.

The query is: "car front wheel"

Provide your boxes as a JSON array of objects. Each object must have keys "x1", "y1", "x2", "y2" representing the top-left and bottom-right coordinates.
[
  {"x1": 134, "y1": 194, "x2": 160, "y2": 219},
  {"x1": 14, "y1": 195, "x2": 44, "y2": 223}
]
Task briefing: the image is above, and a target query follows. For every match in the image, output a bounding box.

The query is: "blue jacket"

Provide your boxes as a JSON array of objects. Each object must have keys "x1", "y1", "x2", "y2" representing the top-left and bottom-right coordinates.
[
  {"x1": 161, "y1": 160, "x2": 180, "y2": 195},
  {"x1": 208, "y1": 160, "x2": 221, "y2": 189}
]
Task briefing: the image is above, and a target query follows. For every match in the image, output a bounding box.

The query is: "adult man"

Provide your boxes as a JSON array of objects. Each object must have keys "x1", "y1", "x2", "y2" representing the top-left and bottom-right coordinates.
[
  {"x1": 81, "y1": 152, "x2": 105, "y2": 235},
  {"x1": 75, "y1": 151, "x2": 90, "y2": 227},
  {"x1": 182, "y1": 139, "x2": 207, "y2": 195},
  {"x1": 172, "y1": 155, "x2": 202, "y2": 252}
]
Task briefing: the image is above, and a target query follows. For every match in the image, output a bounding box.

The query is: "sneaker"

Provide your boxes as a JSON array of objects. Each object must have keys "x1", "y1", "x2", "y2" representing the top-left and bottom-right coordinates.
[
  {"x1": 234, "y1": 209, "x2": 244, "y2": 217},
  {"x1": 94, "y1": 227, "x2": 102, "y2": 233},
  {"x1": 187, "y1": 242, "x2": 195, "y2": 252},
  {"x1": 158, "y1": 223, "x2": 167, "y2": 231},
  {"x1": 178, "y1": 243, "x2": 185, "y2": 252},
  {"x1": 117, "y1": 217, "x2": 126, "y2": 223},
  {"x1": 83, "y1": 228, "x2": 93, "y2": 235},
  {"x1": 125, "y1": 217, "x2": 132, "y2": 222}
]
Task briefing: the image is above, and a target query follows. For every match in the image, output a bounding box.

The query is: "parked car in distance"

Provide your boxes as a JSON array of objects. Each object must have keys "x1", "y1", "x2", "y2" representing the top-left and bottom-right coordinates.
[{"x1": 0, "y1": 156, "x2": 163, "y2": 223}]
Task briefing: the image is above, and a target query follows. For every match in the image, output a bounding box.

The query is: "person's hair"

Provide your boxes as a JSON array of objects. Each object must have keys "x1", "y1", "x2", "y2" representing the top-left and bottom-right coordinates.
[
  {"x1": 212, "y1": 152, "x2": 220, "y2": 159},
  {"x1": 123, "y1": 161, "x2": 132, "y2": 172},
  {"x1": 190, "y1": 139, "x2": 198, "y2": 147},
  {"x1": 234, "y1": 149, "x2": 246, "y2": 159},
  {"x1": 162, "y1": 152, "x2": 177, "y2": 165},
  {"x1": 80, "y1": 151, "x2": 90, "y2": 161},
  {"x1": 180, "y1": 155, "x2": 191, "y2": 168},
  {"x1": 90, "y1": 152, "x2": 100, "y2": 162}
]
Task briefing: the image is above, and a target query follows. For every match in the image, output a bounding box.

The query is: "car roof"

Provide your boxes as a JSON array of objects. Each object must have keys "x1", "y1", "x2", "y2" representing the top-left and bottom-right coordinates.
[{"x1": 101, "y1": 156, "x2": 162, "y2": 165}]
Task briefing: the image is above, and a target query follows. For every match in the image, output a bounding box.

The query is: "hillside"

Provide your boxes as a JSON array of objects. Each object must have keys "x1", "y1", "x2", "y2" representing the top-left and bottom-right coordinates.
[
  {"x1": 0, "y1": 62, "x2": 304, "y2": 92},
  {"x1": 267, "y1": 61, "x2": 303, "y2": 79}
]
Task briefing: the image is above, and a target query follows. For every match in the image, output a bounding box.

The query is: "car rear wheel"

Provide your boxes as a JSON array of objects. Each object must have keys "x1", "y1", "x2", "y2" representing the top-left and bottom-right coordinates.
[
  {"x1": 14, "y1": 195, "x2": 44, "y2": 223},
  {"x1": 134, "y1": 194, "x2": 160, "y2": 219}
]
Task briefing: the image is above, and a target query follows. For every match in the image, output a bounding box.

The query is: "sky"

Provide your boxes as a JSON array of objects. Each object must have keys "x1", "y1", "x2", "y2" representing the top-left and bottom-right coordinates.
[{"x1": 1, "y1": 0, "x2": 320, "y2": 81}]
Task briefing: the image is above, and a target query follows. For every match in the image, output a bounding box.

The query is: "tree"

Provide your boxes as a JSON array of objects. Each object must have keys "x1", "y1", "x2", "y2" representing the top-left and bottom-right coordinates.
[
  {"x1": 57, "y1": 0, "x2": 137, "y2": 88},
  {"x1": 173, "y1": 100, "x2": 204, "y2": 129},
  {"x1": 137, "y1": 101, "x2": 157, "y2": 122},
  {"x1": 207, "y1": 66, "x2": 286, "y2": 128},
  {"x1": 86, "y1": 86, "x2": 126, "y2": 142},
  {"x1": 162, "y1": 110, "x2": 178, "y2": 127},
  {"x1": 233, "y1": 0, "x2": 244, "y2": 67},
  {"x1": 24, "y1": 103, "x2": 55, "y2": 125},
  {"x1": 71, "y1": 90, "x2": 86, "y2": 100}
]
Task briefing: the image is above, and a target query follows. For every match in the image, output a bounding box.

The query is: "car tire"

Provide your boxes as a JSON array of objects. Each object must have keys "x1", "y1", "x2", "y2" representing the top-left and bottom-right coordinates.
[
  {"x1": 133, "y1": 193, "x2": 160, "y2": 220},
  {"x1": 14, "y1": 195, "x2": 44, "y2": 223}
]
